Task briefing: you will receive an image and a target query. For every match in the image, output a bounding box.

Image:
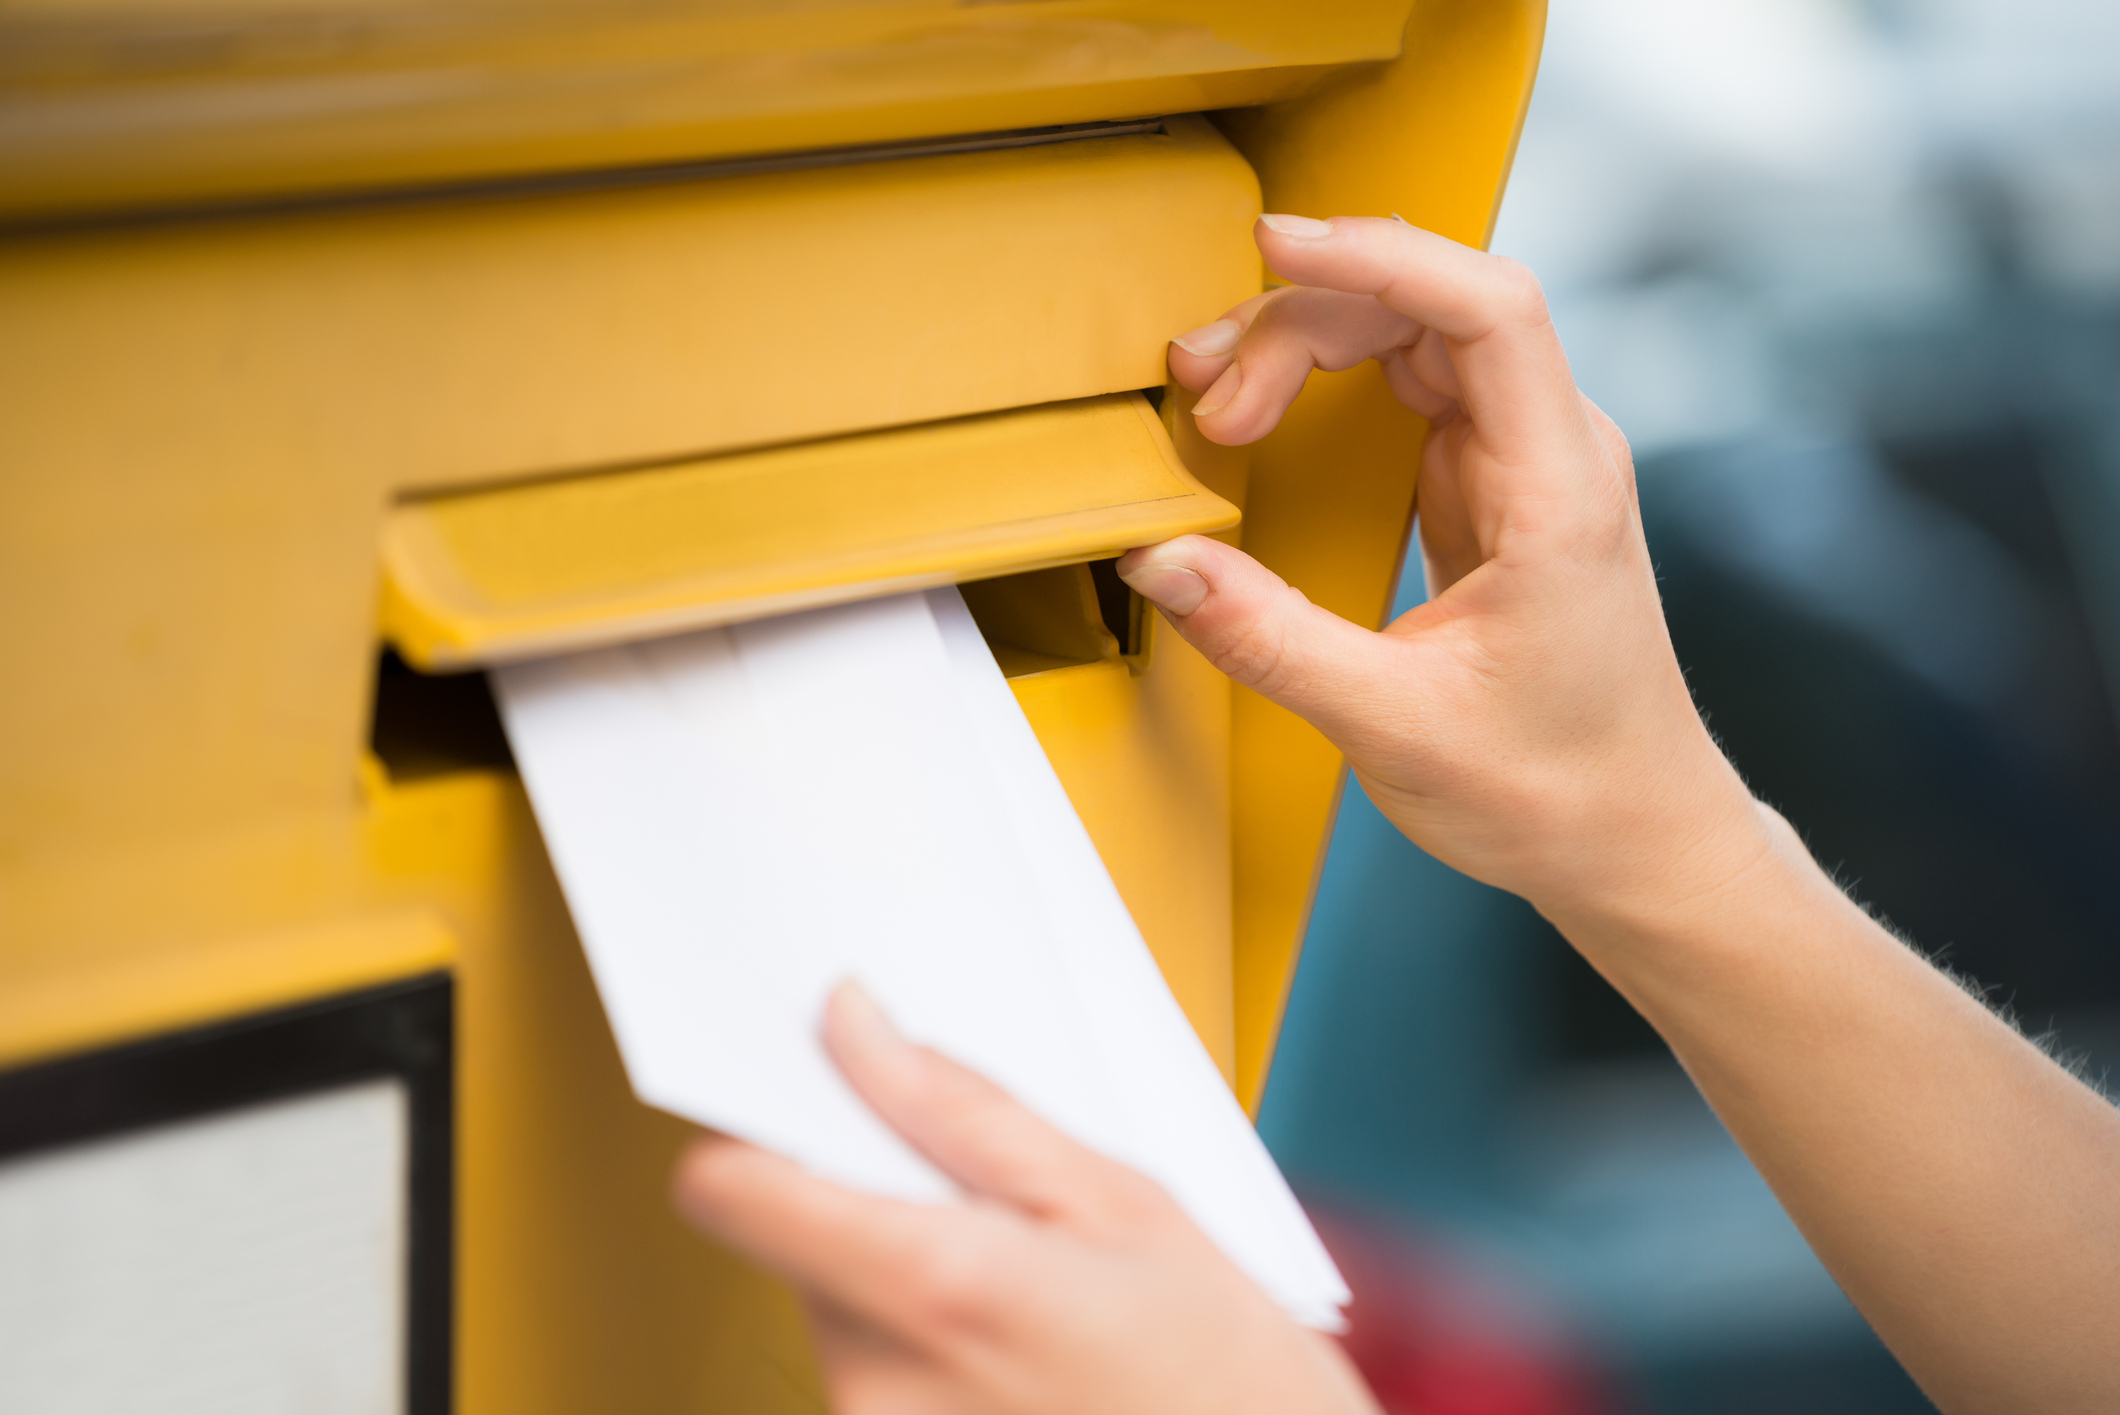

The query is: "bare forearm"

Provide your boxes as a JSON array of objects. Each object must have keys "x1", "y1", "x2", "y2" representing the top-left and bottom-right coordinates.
[
  {"x1": 1122, "y1": 214, "x2": 2120, "y2": 1408},
  {"x1": 1553, "y1": 802, "x2": 2120, "y2": 1413}
]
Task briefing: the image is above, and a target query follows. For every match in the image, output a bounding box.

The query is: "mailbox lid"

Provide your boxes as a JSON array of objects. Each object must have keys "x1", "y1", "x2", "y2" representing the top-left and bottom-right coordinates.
[
  {"x1": 0, "y1": 0, "x2": 1418, "y2": 222},
  {"x1": 382, "y1": 390, "x2": 1235, "y2": 668}
]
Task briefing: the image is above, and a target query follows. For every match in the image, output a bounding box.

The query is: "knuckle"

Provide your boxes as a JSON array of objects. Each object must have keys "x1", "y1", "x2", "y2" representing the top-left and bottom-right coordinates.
[
  {"x1": 922, "y1": 1051, "x2": 1024, "y2": 1125},
  {"x1": 1095, "y1": 1167, "x2": 1183, "y2": 1230},
  {"x1": 902, "y1": 1228, "x2": 1003, "y2": 1330},
  {"x1": 1228, "y1": 288, "x2": 1278, "y2": 323},
  {"x1": 1238, "y1": 288, "x2": 1294, "y2": 336},
  {"x1": 1206, "y1": 618, "x2": 1284, "y2": 690},
  {"x1": 1204, "y1": 588, "x2": 1309, "y2": 697},
  {"x1": 937, "y1": 1088, "x2": 1030, "y2": 1169},
  {"x1": 1489, "y1": 257, "x2": 1552, "y2": 327}
]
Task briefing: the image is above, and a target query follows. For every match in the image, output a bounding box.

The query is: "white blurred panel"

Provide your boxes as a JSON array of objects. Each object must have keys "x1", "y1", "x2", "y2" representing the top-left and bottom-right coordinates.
[{"x1": 0, "y1": 1079, "x2": 407, "y2": 1415}]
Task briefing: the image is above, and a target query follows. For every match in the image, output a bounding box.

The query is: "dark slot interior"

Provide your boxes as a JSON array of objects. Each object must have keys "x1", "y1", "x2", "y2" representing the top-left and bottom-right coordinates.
[
  {"x1": 1087, "y1": 557, "x2": 1144, "y2": 658},
  {"x1": 369, "y1": 556, "x2": 1146, "y2": 776},
  {"x1": 960, "y1": 562, "x2": 1132, "y2": 676},
  {"x1": 369, "y1": 649, "x2": 513, "y2": 782}
]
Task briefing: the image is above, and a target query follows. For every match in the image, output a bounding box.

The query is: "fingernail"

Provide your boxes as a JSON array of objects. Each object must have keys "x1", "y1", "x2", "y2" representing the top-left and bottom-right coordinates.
[
  {"x1": 1171, "y1": 318, "x2": 1240, "y2": 357},
  {"x1": 830, "y1": 978, "x2": 904, "y2": 1053},
  {"x1": 1258, "y1": 213, "x2": 1334, "y2": 239},
  {"x1": 1190, "y1": 361, "x2": 1241, "y2": 417},
  {"x1": 1117, "y1": 559, "x2": 1209, "y2": 616}
]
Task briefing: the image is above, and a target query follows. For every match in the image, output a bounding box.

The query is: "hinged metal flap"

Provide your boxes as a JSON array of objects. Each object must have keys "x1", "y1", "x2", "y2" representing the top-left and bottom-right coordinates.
[{"x1": 381, "y1": 391, "x2": 1236, "y2": 668}]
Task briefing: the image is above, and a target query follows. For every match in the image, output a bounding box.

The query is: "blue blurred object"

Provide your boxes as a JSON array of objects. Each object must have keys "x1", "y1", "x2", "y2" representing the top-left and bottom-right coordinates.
[
  {"x1": 1262, "y1": 2, "x2": 2120, "y2": 1410},
  {"x1": 1263, "y1": 534, "x2": 1935, "y2": 1414}
]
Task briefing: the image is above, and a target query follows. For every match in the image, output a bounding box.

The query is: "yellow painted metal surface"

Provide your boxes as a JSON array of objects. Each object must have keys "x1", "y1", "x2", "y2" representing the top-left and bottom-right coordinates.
[
  {"x1": 0, "y1": 769, "x2": 826, "y2": 1411},
  {"x1": 384, "y1": 392, "x2": 1236, "y2": 669},
  {"x1": 0, "y1": 907, "x2": 456, "y2": 1070},
  {"x1": 0, "y1": 0, "x2": 1414, "y2": 220},
  {"x1": 2, "y1": 113, "x2": 1257, "y2": 505},
  {"x1": 0, "y1": 115, "x2": 1257, "y2": 866},
  {"x1": 961, "y1": 564, "x2": 1126, "y2": 679},
  {"x1": 0, "y1": 110, "x2": 1264, "y2": 1415},
  {"x1": 0, "y1": 1, "x2": 1543, "y2": 1406},
  {"x1": 1218, "y1": 0, "x2": 1549, "y2": 1108},
  {"x1": 366, "y1": 772, "x2": 828, "y2": 1414},
  {"x1": 1013, "y1": 622, "x2": 1237, "y2": 1078}
]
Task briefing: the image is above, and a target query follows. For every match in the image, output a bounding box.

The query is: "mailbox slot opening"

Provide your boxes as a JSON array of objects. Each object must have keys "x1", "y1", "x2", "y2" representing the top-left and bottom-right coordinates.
[
  {"x1": 368, "y1": 553, "x2": 1141, "y2": 783},
  {"x1": 369, "y1": 650, "x2": 513, "y2": 784},
  {"x1": 962, "y1": 563, "x2": 1130, "y2": 677},
  {"x1": 381, "y1": 391, "x2": 1231, "y2": 671}
]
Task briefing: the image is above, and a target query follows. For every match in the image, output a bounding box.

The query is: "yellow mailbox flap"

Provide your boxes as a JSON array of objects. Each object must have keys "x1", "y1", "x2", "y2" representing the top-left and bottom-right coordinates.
[{"x1": 382, "y1": 391, "x2": 1234, "y2": 669}]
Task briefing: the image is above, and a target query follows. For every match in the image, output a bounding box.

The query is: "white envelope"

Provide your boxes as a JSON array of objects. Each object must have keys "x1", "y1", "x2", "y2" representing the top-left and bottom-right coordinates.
[{"x1": 493, "y1": 587, "x2": 1348, "y2": 1329}]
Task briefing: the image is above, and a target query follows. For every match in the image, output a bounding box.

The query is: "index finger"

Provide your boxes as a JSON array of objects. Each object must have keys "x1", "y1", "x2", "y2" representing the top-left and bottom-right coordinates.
[
  {"x1": 1253, "y1": 214, "x2": 1587, "y2": 461},
  {"x1": 822, "y1": 981, "x2": 1168, "y2": 1231},
  {"x1": 672, "y1": 1133, "x2": 971, "y2": 1331}
]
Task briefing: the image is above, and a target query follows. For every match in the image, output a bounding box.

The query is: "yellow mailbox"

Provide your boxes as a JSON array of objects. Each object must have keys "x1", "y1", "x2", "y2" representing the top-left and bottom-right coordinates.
[{"x1": 0, "y1": 3, "x2": 1543, "y2": 1410}]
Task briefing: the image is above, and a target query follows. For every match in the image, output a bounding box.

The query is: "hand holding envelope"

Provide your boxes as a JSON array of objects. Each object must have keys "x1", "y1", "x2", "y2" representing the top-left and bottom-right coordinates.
[{"x1": 672, "y1": 978, "x2": 1380, "y2": 1415}]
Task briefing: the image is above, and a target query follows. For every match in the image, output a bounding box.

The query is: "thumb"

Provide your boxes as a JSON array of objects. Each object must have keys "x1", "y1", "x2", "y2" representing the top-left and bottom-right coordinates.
[{"x1": 1115, "y1": 535, "x2": 1399, "y2": 737}]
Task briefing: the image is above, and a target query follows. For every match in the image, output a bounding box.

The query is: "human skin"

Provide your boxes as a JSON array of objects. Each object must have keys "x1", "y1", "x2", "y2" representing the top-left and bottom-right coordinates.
[
  {"x1": 675, "y1": 215, "x2": 2120, "y2": 1414},
  {"x1": 674, "y1": 981, "x2": 1382, "y2": 1415}
]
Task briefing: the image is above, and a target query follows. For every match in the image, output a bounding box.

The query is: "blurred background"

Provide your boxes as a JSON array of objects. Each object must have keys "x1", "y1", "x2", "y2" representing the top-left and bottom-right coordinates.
[{"x1": 1262, "y1": 0, "x2": 2120, "y2": 1410}]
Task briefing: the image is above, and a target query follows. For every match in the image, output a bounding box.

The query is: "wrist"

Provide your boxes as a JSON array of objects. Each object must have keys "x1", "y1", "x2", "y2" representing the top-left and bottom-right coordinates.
[
  {"x1": 1529, "y1": 737, "x2": 1794, "y2": 954},
  {"x1": 1541, "y1": 793, "x2": 1862, "y2": 1035}
]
